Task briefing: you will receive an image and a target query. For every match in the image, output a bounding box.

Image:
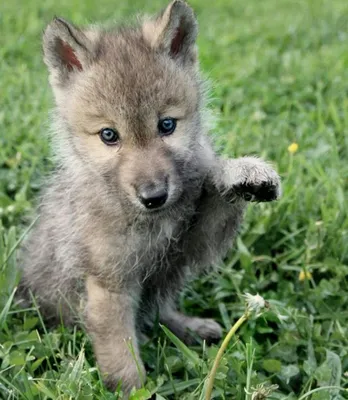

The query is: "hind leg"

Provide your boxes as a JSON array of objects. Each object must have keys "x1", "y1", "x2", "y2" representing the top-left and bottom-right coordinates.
[
  {"x1": 160, "y1": 302, "x2": 222, "y2": 345},
  {"x1": 16, "y1": 277, "x2": 82, "y2": 327}
]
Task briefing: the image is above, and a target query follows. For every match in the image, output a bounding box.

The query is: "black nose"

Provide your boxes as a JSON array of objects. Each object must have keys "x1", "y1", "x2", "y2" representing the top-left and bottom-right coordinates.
[{"x1": 138, "y1": 187, "x2": 168, "y2": 209}]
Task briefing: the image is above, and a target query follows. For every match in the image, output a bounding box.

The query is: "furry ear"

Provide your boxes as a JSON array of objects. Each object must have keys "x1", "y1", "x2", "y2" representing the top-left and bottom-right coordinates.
[
  {"x1": 43, "y1": 17, "x2": 98, "y2": 85},
  {"x1": 143, "y1": 1, "x2": 198, "y2": 65}
]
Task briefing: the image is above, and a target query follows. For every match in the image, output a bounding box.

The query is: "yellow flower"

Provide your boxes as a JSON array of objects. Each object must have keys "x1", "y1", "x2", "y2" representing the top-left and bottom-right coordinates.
[
  {"x1": 299, "y1": 270, "x2": 312, "y2": 281},
  {"x1": 288, "y1": 142, "x2": 299, "y2": 154}
]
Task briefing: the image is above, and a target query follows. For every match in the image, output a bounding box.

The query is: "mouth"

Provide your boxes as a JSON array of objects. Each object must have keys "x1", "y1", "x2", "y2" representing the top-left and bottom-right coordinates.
[
  {"x1": 130, "y1": 183, "x2": 183, "y2": 216},
  {"x1": 136, "y1": 195, "x2": 181, "y2": 218},
  {"x1": 139, "y1": 202, "x2": 171, "y2": 215}
]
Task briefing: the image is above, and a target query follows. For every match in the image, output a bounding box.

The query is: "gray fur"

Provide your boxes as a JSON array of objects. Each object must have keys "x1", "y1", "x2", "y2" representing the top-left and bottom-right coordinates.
[{"x1": 19, "y1": 1, "x2": 281, "y2": 395}]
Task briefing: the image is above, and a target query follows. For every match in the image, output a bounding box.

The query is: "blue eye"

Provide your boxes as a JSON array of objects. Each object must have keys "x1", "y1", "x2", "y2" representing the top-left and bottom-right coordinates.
[
  {"x1": 158, "y1": 118, "x2": 177, "y2": 136},
  {"x1": 100, "y1": 128, "x2": 119, "y2": 145}
]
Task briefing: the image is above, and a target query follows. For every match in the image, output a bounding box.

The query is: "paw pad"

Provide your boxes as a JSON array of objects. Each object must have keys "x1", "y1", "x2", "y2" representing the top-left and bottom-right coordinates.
[{"x1": 231, "y1": 181, "x2": 279, "y2": 202}]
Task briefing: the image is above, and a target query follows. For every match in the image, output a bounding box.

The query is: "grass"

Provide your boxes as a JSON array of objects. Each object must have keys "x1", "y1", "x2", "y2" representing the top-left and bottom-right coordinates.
[{"x1": 1, "y1": 0, "x2": 348, "y2": 398}]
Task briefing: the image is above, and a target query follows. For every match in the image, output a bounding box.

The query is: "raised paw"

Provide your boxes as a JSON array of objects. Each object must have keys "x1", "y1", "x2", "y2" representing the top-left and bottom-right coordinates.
[
  {"x1": 233, "y1": 180, "x2": 279, "y2": 202},
  {"x1": 218, "y1": 157, "x2": 281, "y2": 203}
]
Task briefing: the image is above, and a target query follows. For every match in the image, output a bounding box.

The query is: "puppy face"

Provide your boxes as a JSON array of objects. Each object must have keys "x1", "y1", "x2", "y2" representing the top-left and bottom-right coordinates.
[{"x1": 44, "y1": 1, "x2": 207, "y2": 213}]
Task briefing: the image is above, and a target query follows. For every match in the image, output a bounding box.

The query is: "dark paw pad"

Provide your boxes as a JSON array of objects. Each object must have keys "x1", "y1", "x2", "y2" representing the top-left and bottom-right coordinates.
[{"x1": 233, "y1": 181, "x2": 279, "y2": 202}]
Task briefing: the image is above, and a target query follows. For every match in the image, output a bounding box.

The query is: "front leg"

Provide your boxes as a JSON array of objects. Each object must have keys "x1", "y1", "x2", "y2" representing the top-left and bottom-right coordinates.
[
  {"x1": 161, "y1": 156, "x2": 281, "y2": 343},
  {"x1": 86, "y1": 276, "x2": 145, "y2": 396},
  {"x1": 213, "y1": 156, "x2": 281, "y2": 202}
]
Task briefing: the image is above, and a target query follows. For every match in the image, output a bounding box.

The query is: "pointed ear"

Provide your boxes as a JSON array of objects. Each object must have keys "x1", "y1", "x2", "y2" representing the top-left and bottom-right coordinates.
[
  {"x1": 43, "y1": 17, "x2": 98, "y2": 86},
  {"x1": 143, "y1": 1, "x2": 198, "y2": 65}
]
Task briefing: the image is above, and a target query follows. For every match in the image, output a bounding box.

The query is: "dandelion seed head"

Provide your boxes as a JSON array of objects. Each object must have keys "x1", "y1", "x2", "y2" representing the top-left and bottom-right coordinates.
[
  {"x1": 249, "y1": 383, "x2": 279, "y2": 399},
  {"x1": 243, "y1": 293, "x2": 269, "y2": 315}
]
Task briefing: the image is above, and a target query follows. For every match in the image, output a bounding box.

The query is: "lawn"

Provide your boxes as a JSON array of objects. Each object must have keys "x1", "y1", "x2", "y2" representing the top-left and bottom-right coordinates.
[{"x1": 1, "y1": 0, "x2": 348, "y2": 399}]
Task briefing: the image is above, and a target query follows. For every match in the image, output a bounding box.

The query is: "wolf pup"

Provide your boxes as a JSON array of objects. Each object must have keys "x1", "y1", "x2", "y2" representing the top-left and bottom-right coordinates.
[{"x1": 19, "y1": 0, "x2": 281, "y2": 395}]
